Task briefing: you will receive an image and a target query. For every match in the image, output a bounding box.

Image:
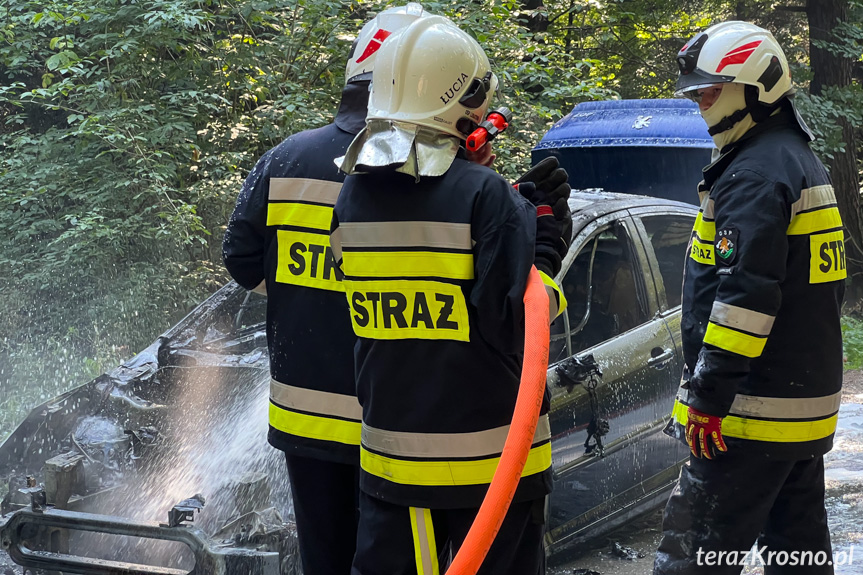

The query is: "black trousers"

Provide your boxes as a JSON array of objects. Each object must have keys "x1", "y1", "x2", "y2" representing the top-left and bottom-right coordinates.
[
  {"x1": 654, "y1": 453, "x2": 833, "y2": 575},
  {"x1": 285, "y1": 453, "x2": 360, "y2": 575},
  {"x1": 351, "y1": 491, "x2": 546, "y2": 575}
]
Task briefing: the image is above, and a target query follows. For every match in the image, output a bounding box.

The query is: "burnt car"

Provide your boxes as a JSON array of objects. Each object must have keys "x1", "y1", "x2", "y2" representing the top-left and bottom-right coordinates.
[{"x1": 0, "y1": 189, "x2": 697, "y2": 572}]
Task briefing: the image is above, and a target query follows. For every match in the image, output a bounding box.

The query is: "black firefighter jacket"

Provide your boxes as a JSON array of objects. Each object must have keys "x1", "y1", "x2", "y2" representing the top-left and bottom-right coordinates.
[
  {"x1": 330, "y1": 156, "x2": 560, "y2": 509},
  {"x1": 222, "y1": 84, "x2": 368, "y2": 464},
  {"x1": 669, "y1": 103, "x2": 846, "y2": 460}
]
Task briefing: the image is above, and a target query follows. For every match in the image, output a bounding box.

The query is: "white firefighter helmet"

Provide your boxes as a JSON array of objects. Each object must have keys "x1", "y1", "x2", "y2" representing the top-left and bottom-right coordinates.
[
  {"x1": 344, "y1": 3, "x2": 430, "y2": 85},
  {"x1": 675, "y1": 21, "x2": 791, "y2": 105},
  {"x1": 366, "y1": 15, "x2": 498, "y2": 140}
]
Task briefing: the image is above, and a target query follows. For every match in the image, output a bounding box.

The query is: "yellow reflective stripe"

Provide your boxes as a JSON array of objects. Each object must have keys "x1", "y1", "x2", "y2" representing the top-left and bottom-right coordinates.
[
  {"x1": 410, "y1": 508, "x2": 439, "y2": 575},
  {"x1": 671, "y1": 399, "x2": 686, "y2": 425},
  {"x1": 809, "y1": 230, "x2": 847, "y2": 284},
  {"x1": 703, "y1": 322, "x2": 767, "y2": 358},
  {"x1": 538, "y1": 270, "x2": 566, "y2": 319},
  {"x1": 268, "y1": 178, "x2": 342, "y2": 205},
  {"x1": 709, "y1": 302, "x2": 774, "y2": 337},
  {"x1": 360, "y1": 442, "x2": 551, "y2": 486},
  {"x1": 787, "y1": 206, "x2": 843, "y2": 235},
  {"x1": 693, "y1": 212, "x2": 715, "y2": 242},
  {"x1": 689, "y1": 238, "x2": 715, "y2": 265},
  {"x1": 267, "y1": 202, "x2": 333, "y2": 230},
  {"x1": 269, "y1": 402, "x2": 361, "y2": 446},
  {"x1": 792, "y1": 184, "x2": 836, "y2": 215},
  {"x1": 342, "y1": 251, "x2": 474, "y2": 280},
  {"x1": 672, "y1": 400, "x2": 838, "y2": 443},
  {"x1": 345, "y1": 279, "x2": 470, "y2": 342},
  {"x1": 722, "y1": 414, "x2": 839, "y2": 442},
  {"x1": 275, "y1": 229, "x2": 344, "y2": 291}
]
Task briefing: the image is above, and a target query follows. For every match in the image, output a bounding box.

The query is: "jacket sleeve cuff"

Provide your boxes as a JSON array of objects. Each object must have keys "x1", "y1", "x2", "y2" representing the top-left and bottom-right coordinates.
[
  {"x1": 686, "y1": 389, "x2": 732, "y2": 418},
  {"x1": 537, "y1": 269, "x2": 567, "y2": 321}
]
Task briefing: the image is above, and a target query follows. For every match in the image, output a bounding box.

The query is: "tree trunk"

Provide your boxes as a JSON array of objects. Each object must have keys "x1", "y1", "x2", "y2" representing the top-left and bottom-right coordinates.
[
  {"x1": 520, "y1": 0, "x2": 549, "y2": 33},
  {"x1": 807, "y1": 0, "x2": 863, "y2": 299}
]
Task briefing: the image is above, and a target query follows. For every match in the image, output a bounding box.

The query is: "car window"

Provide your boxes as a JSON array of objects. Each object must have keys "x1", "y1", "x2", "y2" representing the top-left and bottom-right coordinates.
[
  {"x1": 640, "y1": 215, "x2": 694, "y2": 309},
  {"x1": 549, "y1": 223, "x2": 647, "y2": 362}
]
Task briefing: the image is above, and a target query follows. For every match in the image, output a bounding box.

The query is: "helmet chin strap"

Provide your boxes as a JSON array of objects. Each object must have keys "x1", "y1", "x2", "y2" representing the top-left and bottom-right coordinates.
[
  {"x1": 707, "y1": 108, "x2": 750, "y2": 136},
  {"x1": 706, "y1": 84, "x2": 778, "y2": 136}
]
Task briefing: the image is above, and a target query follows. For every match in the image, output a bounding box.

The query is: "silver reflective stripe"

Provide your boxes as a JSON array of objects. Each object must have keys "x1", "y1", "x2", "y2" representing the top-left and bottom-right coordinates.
[
  {"x1": 792, "y1": 185, "x2": 836, "y2": 217},
  {"x1": 339, "y1": 221, "x2": 473, "y2": 250},
  {"x1": 411, "y1": 507, "x2": 438, "y2": 575},
  {"x1": 730, "y1": 391, "x2": 841, "y2": 419},
  {"x1": 701, "y1": 197, "x2": 715, "y2": 220},
  {"x1": 362, "y1": 414, "x2": 551, "y2": 459},
  {"x1": 330, "y1": 226, "x2": 343, "y2": 262},
  {"x1": 270, "y1": 379, "x2": 362, "y2": 421},
  {"x1": 545, "y1": 284, "x2": 559, "y2": 320},
  {"x1": 709, "y1": 302, "x2": 775, "y2": 336},
  {"x1": 678, "y1": 389, "x2": 841, "y2": 420},
  {"x1": 268, "y1": 178, "x2": 342, "y2": 205}
]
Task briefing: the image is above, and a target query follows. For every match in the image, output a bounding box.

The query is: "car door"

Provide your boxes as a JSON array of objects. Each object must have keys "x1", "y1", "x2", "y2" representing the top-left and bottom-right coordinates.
[
  {"x1": 630, "y1": 207, "x2": 699, "y2": 460},
  {"x1": 545, "y1": 210, "x2": 683, "y2": 554}
]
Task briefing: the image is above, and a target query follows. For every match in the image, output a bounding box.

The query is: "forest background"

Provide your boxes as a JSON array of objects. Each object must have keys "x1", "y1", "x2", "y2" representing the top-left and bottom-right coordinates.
[{"x1": 1, "y1": 0, "x2": 862, "y2": 438}]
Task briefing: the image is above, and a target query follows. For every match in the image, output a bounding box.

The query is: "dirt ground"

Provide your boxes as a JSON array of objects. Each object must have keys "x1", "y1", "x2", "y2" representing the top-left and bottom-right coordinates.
[{"x1": 843, "y1": 368, "x2": 863, "y2": 401}]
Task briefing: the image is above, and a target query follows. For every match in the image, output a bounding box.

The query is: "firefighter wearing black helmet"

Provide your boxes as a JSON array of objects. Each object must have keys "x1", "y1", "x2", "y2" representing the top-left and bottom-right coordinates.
[{"x1": 655, "y1": 21, "x2": 846, "y2": 575}]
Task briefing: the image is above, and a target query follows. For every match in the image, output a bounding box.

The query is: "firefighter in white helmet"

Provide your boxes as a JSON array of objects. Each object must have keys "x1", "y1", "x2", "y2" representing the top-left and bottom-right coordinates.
[
  {"x1": 330, "y1": 14, "x2": 571, "y2": 575},
  {"x1": 222, "y1": 5, "x2": 434, "y2": 573},
  {"x1": 655, "y1": 21, "x2": 845, "y2": 574}
]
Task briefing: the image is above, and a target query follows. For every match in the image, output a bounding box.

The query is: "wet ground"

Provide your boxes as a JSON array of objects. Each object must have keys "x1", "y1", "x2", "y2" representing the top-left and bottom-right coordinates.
[
  {"x1": 553, "y1": 371, "x2": 863, "y2": 575},
  {"x1": 2, "y1": 373, "x2": 862, "y2": 574}
]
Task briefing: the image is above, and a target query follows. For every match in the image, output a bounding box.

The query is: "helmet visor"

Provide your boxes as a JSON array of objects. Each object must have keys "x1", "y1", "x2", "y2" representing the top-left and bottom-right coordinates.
[{"x1": 674, "y1": 65, "x2": 734, "y2": 98}]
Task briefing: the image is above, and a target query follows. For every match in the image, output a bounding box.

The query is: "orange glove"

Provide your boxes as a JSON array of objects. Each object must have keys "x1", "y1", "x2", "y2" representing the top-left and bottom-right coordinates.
[{"x1": 685, "y1": 407, "x2": 728, "y2": 459}]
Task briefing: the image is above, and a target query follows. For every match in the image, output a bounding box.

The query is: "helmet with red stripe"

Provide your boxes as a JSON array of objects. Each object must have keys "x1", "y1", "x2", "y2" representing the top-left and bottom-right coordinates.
[
  {"x1": 345, "y1": 3, "x2": 431, "y2": 85},
  {"x1": 365, "y1": 15, "x2": 498, "y2": 140},
  {"x1": 675, "y1": 21, "x2": 791, "y2": 105}
]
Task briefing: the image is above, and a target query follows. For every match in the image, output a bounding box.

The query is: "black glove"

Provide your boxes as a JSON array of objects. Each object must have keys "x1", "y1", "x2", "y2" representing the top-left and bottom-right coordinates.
[
  {"x1": 515, "y1": 156, "x2": 569, "y2": 198},
  {"x1": 516, "y1": 181, "x2": 569, "y2": 277},
  {"x1": 514, "y1": 157, "x2": 573, "y2": 277}
]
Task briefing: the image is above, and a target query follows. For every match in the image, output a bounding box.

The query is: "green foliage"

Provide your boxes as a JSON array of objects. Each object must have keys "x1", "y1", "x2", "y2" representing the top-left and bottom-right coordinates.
[
  {"x1": 841, "y1": 315, "x2": 863, "y2": 371},
  {"x1": 1, "y1": 0, "x2": 862, "y2": 439},
  {"x1": 0, "y1": 0, "x2": 624, "y2": 437},
  {"x1": 0, "y1": 0, "x2": 359, "y2": 435}
]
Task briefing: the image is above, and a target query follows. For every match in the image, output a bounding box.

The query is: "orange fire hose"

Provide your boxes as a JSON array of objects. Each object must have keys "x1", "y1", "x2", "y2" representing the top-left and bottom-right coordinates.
[{"x1": 446, "y1": 265, "x2": 551, "y2": 575}]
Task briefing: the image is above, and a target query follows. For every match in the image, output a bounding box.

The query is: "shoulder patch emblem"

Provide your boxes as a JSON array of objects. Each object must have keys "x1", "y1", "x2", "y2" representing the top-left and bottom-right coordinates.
[{"x1": 715, "y1": 227, "x2": 738, "y2": 266}]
